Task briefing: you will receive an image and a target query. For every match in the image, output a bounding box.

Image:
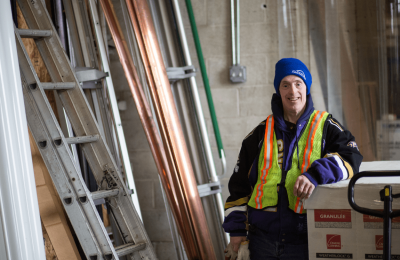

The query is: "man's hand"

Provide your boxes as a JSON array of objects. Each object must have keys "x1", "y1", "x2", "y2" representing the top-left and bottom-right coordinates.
[
  {"x1": 230, "y1": 236, "x2": 247, "y2": 253},
  {"x1": 225, "y1": 236, "x2": 246, "y2": 260},
  {"x1": 293, "y1": 175, "x2": 315, "y2": 199}
]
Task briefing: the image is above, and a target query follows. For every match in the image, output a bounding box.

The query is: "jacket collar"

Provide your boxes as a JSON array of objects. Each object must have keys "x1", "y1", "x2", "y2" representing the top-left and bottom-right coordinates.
[{"x1": 271, "y1": 94, "x2": 315, "y2": 133}]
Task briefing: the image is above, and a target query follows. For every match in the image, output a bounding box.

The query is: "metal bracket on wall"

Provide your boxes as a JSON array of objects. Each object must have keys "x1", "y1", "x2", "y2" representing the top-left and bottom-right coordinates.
[
  {"x1": 75, "y1": 67, "x2": 109, "y2": 89},
  {"x1": 197, "y1": 182, "x2": 222, "y2": 198},
  {"x1": 166, "y1": 65, "x2": 196, "y2": 83}
]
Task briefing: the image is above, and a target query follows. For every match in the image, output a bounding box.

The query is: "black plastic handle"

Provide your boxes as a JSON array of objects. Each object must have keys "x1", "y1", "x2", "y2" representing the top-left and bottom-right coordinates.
[{"x1": 348, "y1": 171, "x2": 400, "y2": 218}]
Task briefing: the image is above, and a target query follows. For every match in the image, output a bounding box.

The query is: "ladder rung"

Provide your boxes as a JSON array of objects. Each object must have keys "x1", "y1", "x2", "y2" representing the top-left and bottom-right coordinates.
[
  {"x1": 41, "y1": 82, "x2": 75, "y2": 90},
  {"x1": 93, "y1": 198, "x2": 105, "y2": 206},
  {"x1": 17, "y1": 28, "x2": 52, "y2": 39},
  {"x1": 75, "y1": 67, "x2": 108, "y2": 83},
  {"x1": 65, "y1": 135, "x2": 99, "y2": 145},
  {"x1": 115, "y1": 243, "x2": 146, "y2": 257},
  {"x1": 91, "y1": 189, "x2": 119, "y2": 200}
]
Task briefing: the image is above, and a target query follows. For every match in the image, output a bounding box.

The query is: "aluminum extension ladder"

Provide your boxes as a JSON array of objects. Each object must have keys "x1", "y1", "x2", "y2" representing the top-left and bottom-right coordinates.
[{"x1": 14, "y1": 0, "x2": 157, "y2": 259}]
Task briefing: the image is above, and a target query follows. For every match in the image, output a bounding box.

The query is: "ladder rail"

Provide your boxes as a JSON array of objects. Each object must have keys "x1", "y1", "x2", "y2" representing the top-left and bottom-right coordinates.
[
  {"x1": 16, "y1": 0, "x2": 158, "y2": 259},
  {"x1": 70, "y1": 0, "x2": 138, "y2": 218},
  {"x1": 87, "y1": 0, "x2": 142, "y2": 217},
  {"x1": 15, "y1": 31, "x2": 117, "y2": 259}
]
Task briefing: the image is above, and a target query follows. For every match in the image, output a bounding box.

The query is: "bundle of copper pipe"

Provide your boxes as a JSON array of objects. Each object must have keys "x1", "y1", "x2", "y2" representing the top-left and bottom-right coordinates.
[{"x1": 98, "y1": 0, "x2": 216, "y2": 259}]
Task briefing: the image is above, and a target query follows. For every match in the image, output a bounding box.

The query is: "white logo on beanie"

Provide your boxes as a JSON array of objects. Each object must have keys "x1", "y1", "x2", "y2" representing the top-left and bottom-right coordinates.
[{"x1": 292, "y1": 70, "x2": 306, "y2": 80}]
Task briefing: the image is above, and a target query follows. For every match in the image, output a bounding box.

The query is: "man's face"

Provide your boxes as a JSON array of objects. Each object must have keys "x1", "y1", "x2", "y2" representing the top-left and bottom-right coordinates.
[{"x1": 279, "y1": 75, "x2": 307, "y2": 116}]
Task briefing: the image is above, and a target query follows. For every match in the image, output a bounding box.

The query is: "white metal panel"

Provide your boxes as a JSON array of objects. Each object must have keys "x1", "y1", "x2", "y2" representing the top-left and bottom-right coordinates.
[{"x1": 0, "y1": 1, "x2": 45, "y2": 259}]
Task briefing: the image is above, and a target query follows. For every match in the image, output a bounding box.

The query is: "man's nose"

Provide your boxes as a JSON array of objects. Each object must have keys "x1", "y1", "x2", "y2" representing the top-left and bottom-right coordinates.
[{"x1": 288, "y1": 84, "x2": 296, "y2": 93}]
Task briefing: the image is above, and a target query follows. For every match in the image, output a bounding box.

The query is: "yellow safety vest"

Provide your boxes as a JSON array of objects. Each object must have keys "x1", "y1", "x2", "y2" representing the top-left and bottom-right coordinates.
[{"x1": 248, "y1": 110, "x2": 329, "y2": 214}]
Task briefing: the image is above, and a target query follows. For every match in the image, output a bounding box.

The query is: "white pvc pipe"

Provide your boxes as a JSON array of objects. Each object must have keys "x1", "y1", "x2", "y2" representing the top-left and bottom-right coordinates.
[
  {"x1": 0, "y1": 2, "x2": 45, "y2": 259},
  {"x1": 236, "y1": 0, "x2": 240, "y2": 65},
  {"x1": 231, "y1": 0, "x2": 236, "y2": 65},
  {"x1": 87, "y1": 0, "x2": 142, "y2": 219},
  {"x1": 171, "y1": 0, "x2": 229, "y2": 244}
]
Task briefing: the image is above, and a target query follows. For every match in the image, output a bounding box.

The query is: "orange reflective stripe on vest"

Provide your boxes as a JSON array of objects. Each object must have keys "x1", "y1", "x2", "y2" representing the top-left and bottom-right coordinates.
[
  {"x1": 254, "y1": 115, "x2": 274, "y2": 209},
  {"x1": 294, "y1": 197, "x2": 304, "y2": 214},
  {"x1": 295, "y1": 110, "x2": 327, "y2": 213},
  {"x1": 301, "y1": 111, "x2": 327, "y2": 173}
]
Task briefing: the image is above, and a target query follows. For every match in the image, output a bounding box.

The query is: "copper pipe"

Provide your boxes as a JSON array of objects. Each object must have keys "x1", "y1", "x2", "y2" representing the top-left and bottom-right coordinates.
[
  {"x1": 122, "y1": 1, "x2": 198, "y2": 258},
  {"x1": 98, "y1": 0, "x2": 188, "y2": 249},
  {"x1": 126, "y1": 1, "x2": 216, "y2": 259}
]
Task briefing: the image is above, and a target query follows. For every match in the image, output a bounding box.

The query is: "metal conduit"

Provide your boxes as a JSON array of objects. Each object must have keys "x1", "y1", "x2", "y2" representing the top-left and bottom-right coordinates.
[
  {"x1": 98, "y1": 0, "x2": 188, "y2": 251},
  {"x1": 99, "y1": 0, "x2": 216, "y2": 259},
  {"x1": 126, "y1": 0, "x2": 216, "y2": 259},
  {"x1": 127, "y1": 1, "x2": 188, "y2": 258},
  {"x1": 122, "y1": 1, "x2": 196, "y2": 257},
  {"x1": 184, "y1": 0, "x2": 227, "y2": 176},
  {"x1": 124, "y1": 0, "x2": 216, "y2": 258},
  {"x1": 170, "y1": 0, "x2": 230, "y2": 245},
  {"x1": 149, "y1": 0, "x2": 224, "y2": 257}
]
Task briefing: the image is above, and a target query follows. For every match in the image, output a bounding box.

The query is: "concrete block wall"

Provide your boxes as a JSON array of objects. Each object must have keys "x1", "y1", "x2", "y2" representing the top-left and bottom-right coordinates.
[
  {"x1": 108, "y1": 0, "x2": 371, "y2": 259},
  {"x1": 178, "y1": 0, "x2": 324, "y2": 202}
]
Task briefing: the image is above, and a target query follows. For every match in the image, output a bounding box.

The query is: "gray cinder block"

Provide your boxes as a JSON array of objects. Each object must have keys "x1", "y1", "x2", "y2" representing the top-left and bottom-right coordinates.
[
  {"x1": 178, "y1": 0, "x2": 207, "y2": 27},
  {"x1": 153, "y1": 242, "x2": 179, "y2": 260},
  {"x1": 218, "y1": 117, "x2": 250, "y2": 148},
  {"x1": 136, "y1": 180, "x2": 155, "y2": 210},
  {"x1": 239, "y1": 86, "x2": 273, "y2": 116},
  {"x1": 211, "y1": 88, "x2": 239, "y2": 118},
  {"x1": 142, "y1": 210, "x2": 173, "y2": 242},
  {"x1": 128, "y1": 151, "x2": 159, "y2": 180}
]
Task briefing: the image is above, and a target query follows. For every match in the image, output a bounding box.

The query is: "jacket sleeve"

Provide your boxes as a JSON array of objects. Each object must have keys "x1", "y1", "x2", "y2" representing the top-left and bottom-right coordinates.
[
  {"x1": 303, "y1": 117, "x2": 363, "y2": 186},
  {"x1": 222, "y1": 122, "x2": 264, "y2": 237}
]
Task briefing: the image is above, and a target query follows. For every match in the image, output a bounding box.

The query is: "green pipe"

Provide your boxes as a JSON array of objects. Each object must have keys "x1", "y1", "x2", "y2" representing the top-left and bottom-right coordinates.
[{"x1": 185, "y1": 0, "x2": 224, "y2": 158}]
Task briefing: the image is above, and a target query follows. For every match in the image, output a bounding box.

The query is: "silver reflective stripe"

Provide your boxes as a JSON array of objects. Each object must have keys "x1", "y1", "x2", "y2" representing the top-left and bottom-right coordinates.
[
  {"x1": 302, "y1": 112, "x2": 323, "y2": 172},
  {"x1": 295, "y1": 198, "x2": 303, "y2": 213},
  {"x1": 297, "y1": 201, "x2": 303, "y2": 213},
  {"x1": 224, "y1": 205, "x2": 247, "y2": 217}
]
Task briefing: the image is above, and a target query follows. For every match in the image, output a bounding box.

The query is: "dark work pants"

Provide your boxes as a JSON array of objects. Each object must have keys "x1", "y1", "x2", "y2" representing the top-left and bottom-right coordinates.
[{"x1": 248, "y1": 226, "x2": 309, "y2": 260}]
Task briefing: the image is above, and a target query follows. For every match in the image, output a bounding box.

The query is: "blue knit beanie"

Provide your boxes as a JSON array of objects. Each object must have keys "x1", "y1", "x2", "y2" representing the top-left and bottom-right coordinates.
[{"x1": 273, "y1": 58, "x2": 312, "y2": 95}]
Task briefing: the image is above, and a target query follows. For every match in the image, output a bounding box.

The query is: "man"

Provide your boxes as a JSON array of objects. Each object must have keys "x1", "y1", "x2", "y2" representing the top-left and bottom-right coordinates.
[{"x1": 223, "y1": 58, "x2": 363, "y2": 260}]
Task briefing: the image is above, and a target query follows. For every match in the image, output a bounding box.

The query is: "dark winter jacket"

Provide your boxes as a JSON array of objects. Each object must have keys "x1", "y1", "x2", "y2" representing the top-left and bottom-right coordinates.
[{"x1": 222, "y1": 94, "x2": 363, "y2": 243}]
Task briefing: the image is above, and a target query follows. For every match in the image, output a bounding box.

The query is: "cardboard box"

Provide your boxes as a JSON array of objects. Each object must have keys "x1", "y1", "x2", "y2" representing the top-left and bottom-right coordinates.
[
  {"x1": 355, "y1": 211, "x2": 400, "y2": 259},
  {"x1": 305, "y1": 161, "x2": 400, "y2": 260},
  {"x1": 308, "y1": 209, "x2": 358, "y2": 259}
]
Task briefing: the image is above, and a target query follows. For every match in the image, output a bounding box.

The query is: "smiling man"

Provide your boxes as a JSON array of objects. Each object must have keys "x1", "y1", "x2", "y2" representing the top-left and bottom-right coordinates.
[{"x1": 223, "y1": 58, "x2": 363, "y2": 260}]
